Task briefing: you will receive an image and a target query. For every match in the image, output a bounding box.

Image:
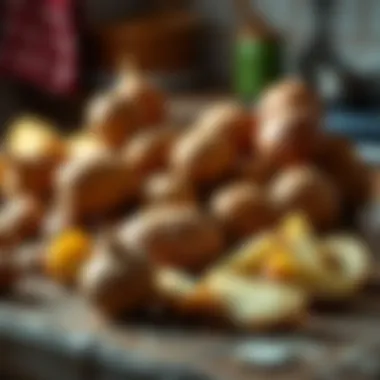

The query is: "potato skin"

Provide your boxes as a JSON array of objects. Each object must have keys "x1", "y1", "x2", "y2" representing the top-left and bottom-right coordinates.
[
  {"x1": 232, "y1": 157, "x2": 275, "y2": 185},
  {"x1": 270, "y1": 166, "x2": 340, "y2": 230},
  {"x1": 257, "y1": 78, "x2": 322, "y2": 122},
  {"x1": 80, "y1": 235, "x2": 153, "y2": 318},
  {"x1": 316, "y1": 134, "x2": 370, "y2": 207},
  {"x1": 171, "y1": 130, "x2": 238, "y2": 186},
  {"x1": 210, "y1": 182, "x2": 277, "y2": 241},
  {"x1": 123, "y1": 128, "x2": 177, "y2": 177},
  {"x1": 256, "y1": 109, "x2": 321, "y2": 167},
  {"x1": 55, "y1": 153, "x2": 139, "y2": 223},
  {"x1": 126, "y1": 84, "x2": 167, "y2": 129},
  {"x1": 196, "y1": 102, "x2": 252, "y2": 152},
  {"x1": 116, "y1": 205, "x2": 224, "y2": 271},
  {"x1": 86, "y1": 93, "x2": 137, "y2": 149},
  {"x1": 143, "y1": 172, "x2": 196, "y2": 206}
]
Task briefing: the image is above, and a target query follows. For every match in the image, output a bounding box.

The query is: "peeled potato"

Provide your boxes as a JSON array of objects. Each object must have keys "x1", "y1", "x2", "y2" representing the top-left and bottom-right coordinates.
[
  {"x1": 80, "y1": 234, "x2": 153, "y2": 317},
  {"x1": 270, "y1": 166, "x2": 340, "y2": 229},
  {"x1": 271, "y1": 214, "x2": 370, "y2": 299},
  {"x1": 171, "y1": 130, "x2": 238, "y2": 186},
  {"x1": 86, "y1": 92, "x2": 137, "y2": 149},
  {"x1": 4, "y1": 116, "x2": 65, "y2": 197},
  {"x1": 256, "y1": 109, "x2": 322, "y2": 167},
  {"x1": 258, "y1": 78, "x2": 321, "y2": 122},
  {"x1": 45, "y1": 229, "x2": 92, "y2": 285},
  {"x1": 210, "y1": 182, "x2": 276, "y2": 241},
  {"x1": 195, "y1": 101, "x2": 252, "y2": 152},
  {"x1": 313, "y1": 235, "x2": 371, "y2": 299},
  {"x1": 116, "y1": 205, "x2": 224, "y2": 271},
  {"x1": 208, "y1": 232, "x2": 277, "y2": 277},
  {"x1": 56, "y1": 152, "x2": 139, "y2": 223},
  {"x1": 123, "y1": 128, "x2": 177, "y2": 177},
  {"x1": 143, "y1": 172, "x2": 196, "y2": 205},
  {"x1": 187, "y1": 274, "x2": 307, "y2": 330}
]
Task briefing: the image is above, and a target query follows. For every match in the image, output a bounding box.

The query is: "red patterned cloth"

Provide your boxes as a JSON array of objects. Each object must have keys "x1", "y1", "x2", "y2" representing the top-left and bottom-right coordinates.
[{"x1": 0, "y1": 0, "x2": 78, "y2": 95}]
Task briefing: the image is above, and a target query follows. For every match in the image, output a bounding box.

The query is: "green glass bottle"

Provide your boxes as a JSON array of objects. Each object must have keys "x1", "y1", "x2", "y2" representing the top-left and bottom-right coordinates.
[{"x1": 233, "y1": 0, "x2": 283, "y2": 104}]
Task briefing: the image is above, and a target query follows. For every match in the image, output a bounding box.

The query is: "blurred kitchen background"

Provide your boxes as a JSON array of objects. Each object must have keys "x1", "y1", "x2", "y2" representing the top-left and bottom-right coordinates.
[{"x1": 1, "y1": 0, "x2": 380, "y2": 151}]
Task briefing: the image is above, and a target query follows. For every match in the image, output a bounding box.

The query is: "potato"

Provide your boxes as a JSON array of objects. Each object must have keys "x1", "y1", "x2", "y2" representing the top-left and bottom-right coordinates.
[
  {"x1": 67, "y1": 132, "x2": 109, "y2": 160},
  {"x1": 232, "y1": 157, "x2": 275, "y2": 185},
  {"x1": 4, "y1": 116, "x2": 65, "y2": 197},
  {"x1": 273, "y1": 214, "x2": 371, "y2": 299},
  {"x1": 153, "y1": 268, "x2": 196, "y2": 313},
  {"x1": 256, "y1": 109, "x2": 322, "y2": 167},
  {"x1": 317, "y1": 134, "x2": 370, "y2": 207},
  {"x1": 86, "y1": 92, "x2": 137, "y2": 149},
  {"x1": 80, "y1": 234, "x2": 153, "y2": 317},
  {"x1": 195, "y1": 101, "x2": 252, "y2": 152},
  {"x1": 143, "y1": 172, "x2": 196, "y2": 206},
  {"x1": 206, "y1": 232, "x2": 277, "y2": 278},
  {"x1": 123, "y1": 128, "x2": 177, "y2": 177},
  {"x1": 210, "y1": 182, "x2": 277, "y2": 241},
  {"x1": 0, "y1": 195, "x2": 43, "y2": 247},
  {"x1": 314, "y1": 235, "x2": 371, "y2": 299},
  {"x1": 116, "y1": 205, "x2": 224, "y2": 271},
  {"x1": 45, "y1": 229, "x2": 92, "y2": 285},
  {"x1": 270, "y1": 167, "x2": 340, "y2": 229},
  {"x1": 114, "y1": 61, "x2": 167, "y2": 128},
  {"x1": 187, "y1": 274, "x2": 307, "y2": 330},
  {"x1": 171, "y1": 130, "x2": 238, "y2": 186},
  {"x1": 258, "y1": 78, "x2": 322, "y2": 122},
  {"x1": 55, "y1": 152, "x2": 139, "y2": 223}
]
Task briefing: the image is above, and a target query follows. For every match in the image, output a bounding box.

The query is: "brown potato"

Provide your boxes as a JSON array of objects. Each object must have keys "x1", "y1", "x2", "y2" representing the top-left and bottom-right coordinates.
[
  {"x1": 86, "y1": 92, "x2": 137, "y2": 150},
  {"x1": 116, "y1": 205, "x2": 224, "y2": 271},
  {"x1": 195, "y1": 101, "x2": 252, "y2": 152},
  {"x1": 270, "y1": 166, "x2": 340, "y2": 230},
  {"x1": 4, "y1": 116, "x2": 65, "y2": 197},
  {"x1": 210, "y1": 182, "x2": 277, "y2": 241},
  {"x1": 55, "y1": 152, "x2": 139, "y2": 223},
  {"x1": 0, "y1": 195, "x2": 43, "y2": 247},
  {"x1": 171, "y1": 130, "x2": 238, "y2": 186},
  {"x1": 123, "y1": 128, "x2": 177, "y2": 177},
  {"x1": 256, "y1": 109, "x2": 322, "y2": 167},
  {"x1": 114, "y1": 62, "x2": 167, "y2": 128},
  {"x1": 317, "y1": 134, "x2": 370, "y2": 207},
  {"x1": 258, "y1": 78, "x2": 322, "y2": 122},
  {"x1": 232, "y1": 157, "x2": 275, "y2": 184},
  {"x1": 80, "y1": 234, "x2": 153, "y2": 318},
  {"x1": 143, "y1": 172, "x2": 196, "y2": 206}
]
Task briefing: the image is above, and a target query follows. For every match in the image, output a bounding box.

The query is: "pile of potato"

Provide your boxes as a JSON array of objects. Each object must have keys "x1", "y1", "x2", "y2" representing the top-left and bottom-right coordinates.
[{"x1": 0, "y1": 68, "x2": 373, "y2": 331}]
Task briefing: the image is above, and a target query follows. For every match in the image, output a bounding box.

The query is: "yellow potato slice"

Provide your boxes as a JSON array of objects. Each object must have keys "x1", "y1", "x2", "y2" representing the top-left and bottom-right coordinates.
[{"x1": 189, "y1": 273, "x2": 307, "y2": 330}]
